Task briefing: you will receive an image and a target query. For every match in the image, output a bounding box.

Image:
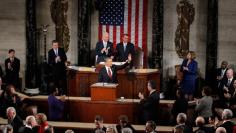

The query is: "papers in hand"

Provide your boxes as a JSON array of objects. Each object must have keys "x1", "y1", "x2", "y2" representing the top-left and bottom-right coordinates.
[
  {"x1": 91, "y1": 82, "x2": 118, "y2": 87},
  {"x1": 67, "y1": 66, "x2": 95, "y2": 72},
  {"x1": 99, "y1": 62, "x2": 126, "y2": 66}
]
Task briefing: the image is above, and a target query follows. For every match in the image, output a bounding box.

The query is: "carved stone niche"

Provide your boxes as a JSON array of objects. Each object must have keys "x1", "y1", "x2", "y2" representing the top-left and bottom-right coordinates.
[
  {"x1": 175, "y1": 0, "x2": 195, "y2": 58},
  {"x1": 50, "y1": 0, "x2": 70, "y2": 52}
]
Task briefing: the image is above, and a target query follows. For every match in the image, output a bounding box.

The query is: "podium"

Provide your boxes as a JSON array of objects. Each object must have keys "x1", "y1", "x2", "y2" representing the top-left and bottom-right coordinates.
[{"x1": 90, "y1": 83, "x2": 118, "y2": 101}]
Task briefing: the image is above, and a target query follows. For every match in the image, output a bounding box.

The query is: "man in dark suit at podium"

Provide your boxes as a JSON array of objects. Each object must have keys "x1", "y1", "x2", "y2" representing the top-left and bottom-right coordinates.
[
  {"x1": 98, "y1": 55, "x2": 131, "y2": 83},
  {"x1": 48, "y1": 40, "x2": 67, "y2": 94},
  {"x1": 115, "y1": 34, "x2": 135, "y2": 62},
  {"x1": 95, "y1": 32, "x2": 113, "y2": 64}
]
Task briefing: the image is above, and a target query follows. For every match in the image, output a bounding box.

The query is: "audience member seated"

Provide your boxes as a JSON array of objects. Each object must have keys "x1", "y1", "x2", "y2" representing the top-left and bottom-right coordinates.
[
  {"x1": 0, "y1": 125, "x2": 6, "y2": 133},
  {"x1": 195, "y1": 86, "x2": 213, "y2": 122},
  {"x1": 18, "y1": 115, "x2": 38, "y2": 133},
  {"x1": 145, "y1": 121, "x2": 157, "y2": 133},
  {"x1": 6, "y1": 107, "x2": 23, "y2": 133},
  {"x1": 173, "y1": 125, "x2": 184, "y2": 133},
  {"x1": 6, "y1": 125, "x2": 13, "y2": 133},
  {"x1": 93, "y1": 115, "x2": 106, "y2": 133},
  {"x1": 171, "y1": 89, "x2": 188, "y2": 124},
  {"x1": 48, "y1": 83, "x2": 65, "y2": 121},
  {"x1": 176, "y1": 113, "x2": 192, "y2": 133},
  {"x1": 65, "y1": 129, "x2": 74, "y2": 133},
  {"x1": 36, "y1": 113, "x2": 48, "y2": 133},
  {"x1": 215, "y1": 127, "x2": 226, "y2": 133},
  {"x1": 138, "y1": 80, "x2": 159, "y2": 124},
  {"x1": 121, "y1": 128, "x2": 133, "y2": 133},
  {"x1": 44, "y1": 125, "x2": 54, "y2": 133},
  {"x1": 194, "y1": 116, "x2": 214, "y2": 133},
  {"x1": 116, "y1": 115, "x2": 135, "y2": 133},
  {"x1": 218, "y1": 109, "x2": 235, "y2": 133},
  {"x1": 95, "y1": 129, "x2": 105, "y2": 133},
  {"x1": 208, "y1": 116, "x2": 218, "y2": 130},
  {"x1": 0, "y1": 85, "x2": 24, "y2": 118},
  {"x1": 106, "y1": 126, "x2": 116, "y2": 133}
]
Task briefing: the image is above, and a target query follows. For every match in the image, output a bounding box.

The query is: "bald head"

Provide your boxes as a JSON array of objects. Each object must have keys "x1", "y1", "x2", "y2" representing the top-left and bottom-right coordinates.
[
  {"x1": 215, "y1": 127, "x2": 226, "y2": 133},
  {"x1": 102, "y1": 32, "x2": 109, "y2": 42},
  {"x1": 195, "y1": 116, "x2": 205, "y2": 127}
]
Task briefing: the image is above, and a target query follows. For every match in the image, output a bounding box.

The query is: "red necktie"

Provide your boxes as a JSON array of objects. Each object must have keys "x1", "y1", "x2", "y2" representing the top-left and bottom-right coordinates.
[{"x1": 108, "y1": 68, "x2": 112, "y2": 78}]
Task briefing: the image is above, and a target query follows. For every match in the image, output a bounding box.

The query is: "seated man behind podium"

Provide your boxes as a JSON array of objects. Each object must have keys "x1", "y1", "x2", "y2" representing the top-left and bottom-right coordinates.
[
  {"x1": 115, "y1": 34, "x2": 135, "y2": 62},
  {"x1": 98, "y1": 56, "x2": 131, "y2": 83},
  {"x1": 95, "y1": 32, "x2": 113, "y2": 64}
]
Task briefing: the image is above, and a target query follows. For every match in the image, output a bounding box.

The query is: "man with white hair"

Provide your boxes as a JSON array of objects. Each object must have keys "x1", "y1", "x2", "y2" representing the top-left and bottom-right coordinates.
[
  {"x1": 6, "y1": 107, "x2": 23, "y2": 133},
  {"x1": 176, "y1": 113, "x2": 192, "y2": 133},
  {"x1": 218, "y1": 109, "x2": 235, "y2": 133},
  {"x1": 219, "y1": 68, "x2": 235, "y2": 101},
  {"x1": 18, "y1": 115, "x2": 38, "y2": 133},
  {"x1": 215, "y1": 127, "x2": 226, "y2": 133},
  {"x1": 95, "y1": 32, "x2": 114, "y2": 64}
]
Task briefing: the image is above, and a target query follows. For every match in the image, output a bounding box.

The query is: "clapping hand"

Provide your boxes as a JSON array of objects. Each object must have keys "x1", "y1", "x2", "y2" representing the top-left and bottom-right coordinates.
[
  {"x1": 105, "y1": 47, "x2": 110, "y2": 54},
  {"x1": 138, "y1": 92, "x2": 144, "y2": 100},
  {"x1": 101, "y1": 48, "x2": 106, "y2": 53},
  {"x1": 183, "y1": 66, "x2": 189, "y2": 71},
  {"x1": 60, "y1": 95, "x2": 66, "y2": 102},
  {"x1": 55, "y1": 56, "x2": 61, "y2": 63},
  {"x1": 128, "y1": 54, "x2": 132, "y2": 62},
  {"x1": 7, "y1": 62, "x2": 12, "y2": 70}
]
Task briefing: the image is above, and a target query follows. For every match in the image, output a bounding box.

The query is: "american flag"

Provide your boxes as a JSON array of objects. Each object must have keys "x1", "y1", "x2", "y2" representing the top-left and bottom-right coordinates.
[{"x1": 98, "y1": 0, "x2": 148, "y2": 64}]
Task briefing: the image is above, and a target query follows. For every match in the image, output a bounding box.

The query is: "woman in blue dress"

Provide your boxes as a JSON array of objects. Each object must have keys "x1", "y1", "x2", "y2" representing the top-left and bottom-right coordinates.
[{"x1": 180, "y1": 51, "x2": 198, "y2": 100}]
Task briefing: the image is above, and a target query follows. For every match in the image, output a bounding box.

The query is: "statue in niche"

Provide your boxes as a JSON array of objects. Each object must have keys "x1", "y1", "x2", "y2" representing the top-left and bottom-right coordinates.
[
  {"x1": 175, "y1": 0, "x2": 195, "y2": 58},
  {"x1": 50, "y1": 0, "x2": 70, "y2": 52}
]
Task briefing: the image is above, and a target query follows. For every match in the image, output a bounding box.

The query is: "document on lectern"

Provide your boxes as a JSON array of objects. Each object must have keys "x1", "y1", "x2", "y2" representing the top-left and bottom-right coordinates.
[
  {"x1": 99, "y1": 62, "x2": 126, "y2": 66},
  {"x1": 67, "y1": 66, "x2": 95, "y2": 72},
  {"x1": 91, "y1": 82, "x2": 118, "y2": 88}
]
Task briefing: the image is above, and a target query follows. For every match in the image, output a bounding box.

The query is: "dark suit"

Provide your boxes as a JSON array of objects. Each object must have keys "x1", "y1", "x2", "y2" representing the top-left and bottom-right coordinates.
[
  {"x1": 194, "y1": 126, "x2": 214, "y2": 133},
  {"x1": 48, "y1": 48, "x2": 67, "y2": 94},
  {"x1": 217, "y1": 68, "x2": 228, "y2": 82},
  {"x1": 18, "y1": 126, "x2": 39, "y2": 133},
  {"x1": 219, "y1": 121, "x2": 235, "y2": 133},
  {"x1": 8, "y1": 115, "x2": 23, "y2": 133},
  {"x1": 219, "y1": 77, "x2": 235, "y2": 103},
  {"x1": 98, "y1": 62, "x2": 129, "y2": 83},
  {"x1": 216, "y1": 68, "x2": 228, "y2": 91},
  {"x1": 171, "y1": 98, "x2": 188, "y2": 123},
  {"x1": 95, "y1": 41, "x2": 113, "y2": 63},
  {"x1": 140, "y1": 90, "x2": 160, "y2": 124},
  {"x1": 115, "y1": 42, "x2": 135, "y2": 62},
  {"x1": 5, "y1": 57, "x2": 20, "y2": 88}
]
